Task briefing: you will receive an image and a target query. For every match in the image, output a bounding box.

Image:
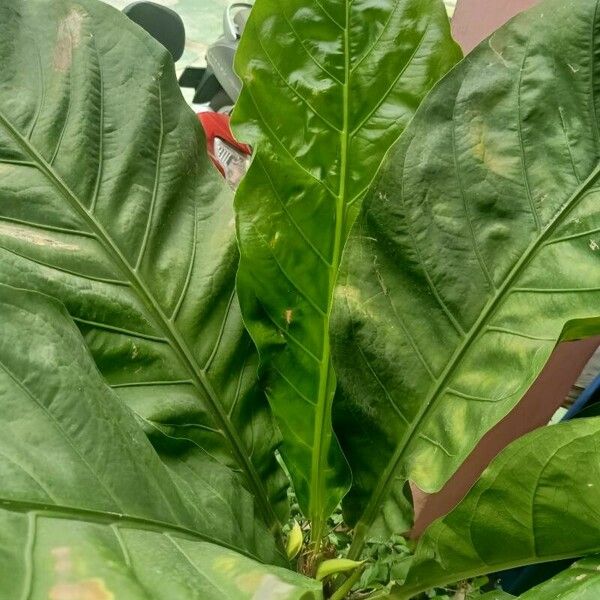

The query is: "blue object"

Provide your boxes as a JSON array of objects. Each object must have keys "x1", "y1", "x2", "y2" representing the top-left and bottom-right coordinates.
[
  {"x1": 563, "y1": 371, "x2": 600, "y2": 420},
  {"x1": 493, "y1": 368, "x2": 600, "y2": 595}
]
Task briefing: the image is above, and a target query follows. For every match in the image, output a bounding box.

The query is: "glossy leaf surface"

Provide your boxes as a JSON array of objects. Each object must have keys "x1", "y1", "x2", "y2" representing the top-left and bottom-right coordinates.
[
  {"x1": 396, "y1": 419, "x2": 600, "y2": 598},
  {"x1": 232, "y1": 0, "x2": 461, "y2": 534},
  {"x1": 332, "y1": 0, "x2": 600, "y2": 552},
  {"x1": 0, "y1": 0, "x2": 286, "y2": 528},
  {"x1": 0, "y1": 285, "x2": 321, "y2": 599}
]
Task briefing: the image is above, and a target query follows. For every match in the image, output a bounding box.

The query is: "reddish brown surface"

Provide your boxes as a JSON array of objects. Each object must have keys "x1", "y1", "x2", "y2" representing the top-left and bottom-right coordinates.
[
  {"x1": 411, "y1": 336, "x2": 600, "y2": 536},
  {"x1": 411, "y1": 0, "x2": 600, "y2": 536},
  {"x1": 452, "y1": 0, "x2": 539, "y2": 54}
]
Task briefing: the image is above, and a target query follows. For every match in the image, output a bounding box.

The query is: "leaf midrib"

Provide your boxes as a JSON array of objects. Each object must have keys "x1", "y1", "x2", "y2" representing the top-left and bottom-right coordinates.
[
  {"x1": 0, "y1": 109, "x2": 278, "y2": 532},
  {"x1": 394, "y1": 549, "x2": 600, "y2": 599},
  {"x1": 349, "y1": 158, "x2": 600, "y2": 558},
  {"x1": 0, "y1": 497, "x2": 261, "y2": 561},
  {"x1": 309, "y1": 0, "x2": 352, "y2": 543}
]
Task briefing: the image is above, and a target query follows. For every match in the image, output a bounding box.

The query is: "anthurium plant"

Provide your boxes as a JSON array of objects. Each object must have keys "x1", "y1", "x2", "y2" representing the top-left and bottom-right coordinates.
[{"x1": 2, "y1": 0, "x2": 600, "y2": 598}]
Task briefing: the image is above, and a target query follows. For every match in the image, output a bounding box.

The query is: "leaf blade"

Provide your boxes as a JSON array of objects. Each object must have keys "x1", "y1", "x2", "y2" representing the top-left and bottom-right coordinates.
[
  {"x1": 0, "y1": 0, "x2": 286, "y2": 529},
  {"x1": 398, "y1": 420, "x2": 600, "y2": 598},
  {"x1": 0, "y1": 284, "x2": 320, "y2": 599},
  {"x1": 517, "y1": 557, "x2": 600, "y2": 599},
  {"x1": 332, "y1": 0, "x2": 600, "y2": 553},
  {"x1": 233, "y1": 0, "x2": 461, "y2": 534}
]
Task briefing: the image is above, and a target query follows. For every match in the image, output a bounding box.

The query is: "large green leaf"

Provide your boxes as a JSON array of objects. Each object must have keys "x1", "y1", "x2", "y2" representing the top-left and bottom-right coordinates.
[
  {"x1": 0, "y1": 284, "x2": 321, "y2": 599},
  {"x1": 0, "y1": 0, "x2": 287, "y2": 530},
  {"x1": 394, "y1": 558, "x2": 600, "y2": 599},
  {"x1": 515, "y1": 557, "x2": 600, "y2": 599},
  {"x1": 232, "y1": 0, "x2": 461, "y2": 539},
  {"x1": 331, "y1": 0, "x2": 600, "y2": 555},
  {"x1": 395, "y1": 419, "x2": 600, "y2": 598}
]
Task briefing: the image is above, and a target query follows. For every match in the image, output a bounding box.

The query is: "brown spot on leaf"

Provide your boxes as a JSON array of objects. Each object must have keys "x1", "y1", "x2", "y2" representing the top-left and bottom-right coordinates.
[
  {"x1": 49, "y1": 579, "x2": 114, "y2": 600},
  {"x1": 51, "y1": 547, "x2": 72, "y2": 576},
  {"x1": 471, "y1": 119, "x2": 513, "y2": 177},
  {"x1": 0, "y1": 222, "x2": 78, "y2": 250},
  {"x1": 53, "y1": 8, "x2": 84, "y2": 72}
]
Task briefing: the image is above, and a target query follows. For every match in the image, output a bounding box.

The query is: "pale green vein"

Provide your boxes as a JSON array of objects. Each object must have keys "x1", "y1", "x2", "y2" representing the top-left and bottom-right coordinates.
[
  {"x1": 0, "y1": 108, "x2": 278, "y2": 528},
  {"x1": 544, "y1": 223, "x2": 600, "y2": 245},
  {"x1": 0, "y1": 447, "x2": 57, "y2": 502},
  {"x1": 255, "y1": 154, "x2": 332, "y2": 267},
  {"x1": 0, "y1": 157, "x2": 35, "y2": 167},
  {"x1": 110, "y1": 380, "x2": 193, "y2": 388},
  {"x1": 262, "y1": 306, "x2": 322, "y2": 364},
  {"x1": 486, "y1": 326, "x2": 556, "y2": 342},
  {"x1": 348, "y1": 149, "x2": 600, "y2": 561},
  {"x1": 170, "y1": 203, "x2": 197, "y2": 322},
  {"x1": 557, "y1": 104, "x2": 582, "y2": 183},
  {"x1": 20, "y1": 512, "x2": 36, "y2": 600},
  {"x1": 349, "y1": 27, "x2": 428, "y2": 137},
  {"x1": 350, "y1": 0, "x2": 403, "y2": 74},
  {"x1": 0, "y1": 499, "x2": 260, "y2": 562},
  {"x1": 418, "y1": 433, "x2": 454, "y2": 458},
  {"x1": 243, "y1": 85, "x2": 338, "y2": 196},
  {"x1": 250, "y1": 222, "x2": 327, "y2": 316},
  {"x1": 203, "y1": 287, "x2": 236, "y2": 372},
  {"x1": 165, "y1": 534, "x2": 231, "y2": 597},
  {"x1": 512, "y1": 286, "x2": 600, "y2": 293},
  {"x1": 271, "y1": 365, "x2": 318, "y2": 407},
  {"x1": 111, "y1": 523, "x2": 132, "y2": 568},
  {"x1": 0, "y1": 357, "x2": 124, "y2": 510},
  {"x1": 0, "y1": 213, "x2": 96, "y2": 238},
  {"x1": 254, "y1": 22, "x2": 342, "y2": 133},
  {"x1": 228, "y1": 350, "x2": 249, "y2": 419},
  {"x1": 49, "y1": 68, "x2": 72, "y2": 166},
  {"x1": 135, "y1": 79, "x2": 163, "y2": 271},
  {"x1": 90, "y1": 33, "x2": 104, "y2": 213},
  {"x1": 353, "y1": 334, "x2": 409, "y2": 425},
  {"x1": 516, "y1": 43, "x2": 542, "y2": 233},
  {"x1": 71, "y1": 316, "x2": 169, "y2": 343},
  {"x1": 277, "y1": 1, "x2": 343, "y2": 85},
  {"x1": 451, "y1": 92, "x2": 495, "y2": 290},
  {"x1": 26, "y1": 46, "x2": 44, "y2": 140},
  {"x1": 0, "y1": 241, "x2": 131, "y2": 287},
  {"x1": 375, "y1": 280, "x2": 438, "y2": 381},
  {"x1": 398, "y1": 154, "x2": 466, "y2": 337},
  {"x1": 313, "y1": 0, "x2": 344, "y2": 30}
]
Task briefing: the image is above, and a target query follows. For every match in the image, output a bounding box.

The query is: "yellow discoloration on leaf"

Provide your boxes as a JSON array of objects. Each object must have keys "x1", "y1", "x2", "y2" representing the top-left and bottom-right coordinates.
[
  {"x1": 213, "y1": 555, "x2": 239, "y2": 574},
  {"x1": 270, "y1": 231, "x2": 281, "y2": 248},
  {"x1": 53, "y1": 8, "x2": 84, "y2": 72},
  {"x1": 0, "y1": 163, "x2": 16, "y2": 176},
  {"x1": 0, "y1": 222, "x2": 78, "y2": 250},
  {"x1": 340, "y1": 284, "x2": 362, "y2": 305},
  {"x1": 51, "y1": 546, "x2": 72, "y2": 576},
  {"x1": 235, "y1": 570, "x2": 264, "y2": 591},
  {"x1": 471, "y1": 120, "x2": 514, "y2": 177},
  {"x1": 49, "y1": 578, "x2": 113, "y2": 600},
  {"x1": 240, "y1": 573, "x2": 298, "y2": 600}
]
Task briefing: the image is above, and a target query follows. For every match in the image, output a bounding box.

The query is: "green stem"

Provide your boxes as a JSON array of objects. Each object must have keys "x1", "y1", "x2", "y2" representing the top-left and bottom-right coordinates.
[
  {"x1": 347, "y1": 522, "x2": 368, "y2": 561},
  {"x1": 329, "y1": 566, "x2": 364, "y2": 600}
]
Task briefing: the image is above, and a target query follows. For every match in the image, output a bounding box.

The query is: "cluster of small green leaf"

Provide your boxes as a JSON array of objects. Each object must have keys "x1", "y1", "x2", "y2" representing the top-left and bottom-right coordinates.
[{"x1": 3, "y1": 0, "x2": 600, "y2": 598}]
